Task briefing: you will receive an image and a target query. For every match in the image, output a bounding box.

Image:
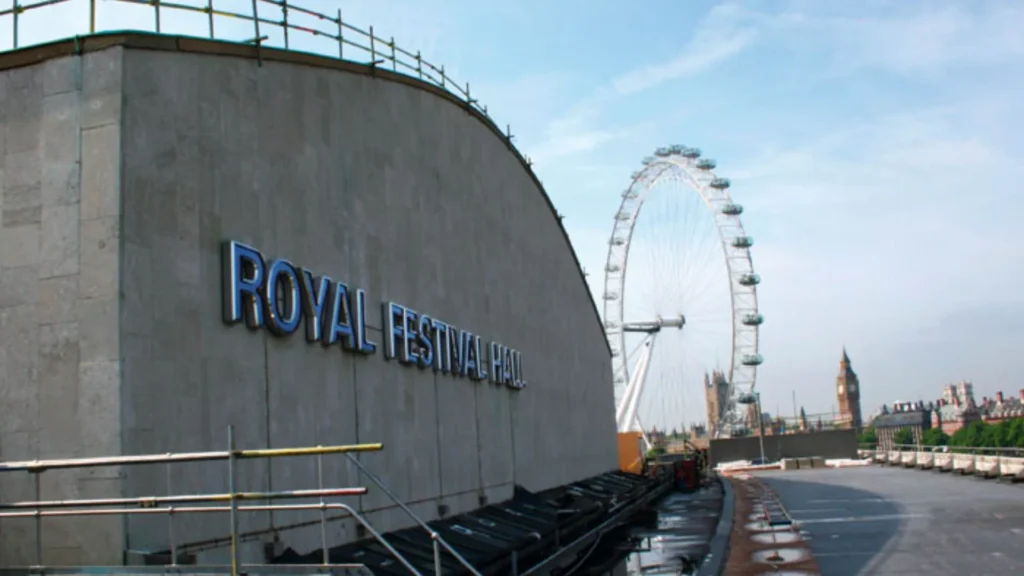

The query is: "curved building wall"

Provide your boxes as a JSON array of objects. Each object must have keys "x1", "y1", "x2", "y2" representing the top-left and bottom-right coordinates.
[{"x1": 0, "y1": 37, "x2": 618, "y2": 565}]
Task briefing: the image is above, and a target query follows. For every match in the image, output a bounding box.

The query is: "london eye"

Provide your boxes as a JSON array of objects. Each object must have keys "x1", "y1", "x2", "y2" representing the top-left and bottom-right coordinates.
[{"x1": 602, "y1": 145, "x2": 763, "y2": 439}]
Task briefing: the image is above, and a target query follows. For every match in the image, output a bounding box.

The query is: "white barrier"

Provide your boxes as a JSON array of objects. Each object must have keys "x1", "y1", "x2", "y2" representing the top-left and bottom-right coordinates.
[{"x1": 859, "y1": 449, "x2": 1024, "y2": 481}]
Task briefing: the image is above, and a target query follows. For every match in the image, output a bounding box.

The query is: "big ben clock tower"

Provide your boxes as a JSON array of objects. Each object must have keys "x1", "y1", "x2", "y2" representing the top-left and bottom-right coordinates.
[{"x1": 836, "y1": 348, "x2": 863, "y2": 430}]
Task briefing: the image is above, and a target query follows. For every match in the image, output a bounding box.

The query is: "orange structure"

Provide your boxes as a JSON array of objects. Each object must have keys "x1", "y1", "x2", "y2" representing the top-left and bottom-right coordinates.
[{"x1": 618, "y1": 432, "x2": 646, "y2": 474}]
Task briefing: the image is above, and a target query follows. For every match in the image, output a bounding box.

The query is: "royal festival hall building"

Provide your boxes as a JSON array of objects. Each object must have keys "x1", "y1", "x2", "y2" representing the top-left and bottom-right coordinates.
[{"x1": 0, "y1": 14, "x2": 620, "y2": 569}]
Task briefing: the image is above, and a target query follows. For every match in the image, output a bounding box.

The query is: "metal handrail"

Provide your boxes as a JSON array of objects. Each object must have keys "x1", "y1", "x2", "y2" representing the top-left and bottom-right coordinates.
[
  {"x1": 0, "y1": 0, "x2": 524, "y2": 159},
  {"x1": 0, "y1": 502, "x2": 423, "y2": 576},
  {"x1": 345, "y1": 453, "x2": 483, "y2": 576},
  {"x1": 0, "y1": 487, "x2": 367, "y2": 510},
  {"x1": 0, "y1": 442, "x2": 383, "y2": 472},
  {"x1": 0, "y1": 430, "x2": 426, "y2": 575}
]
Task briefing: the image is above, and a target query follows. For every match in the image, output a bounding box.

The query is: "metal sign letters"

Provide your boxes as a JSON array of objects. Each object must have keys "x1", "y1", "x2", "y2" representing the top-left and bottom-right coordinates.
[{"x1": 221, "y1": 240, "x2": 526, "y2": 390}]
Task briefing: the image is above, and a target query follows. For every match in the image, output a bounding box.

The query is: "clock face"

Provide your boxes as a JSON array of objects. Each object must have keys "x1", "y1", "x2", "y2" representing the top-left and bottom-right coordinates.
[
  {"x1": 838, "y1": 384, "x2": 845, "y2": 394},
  {"x1": 849, "y1": 383, "x2": 858, "y2": 394}
]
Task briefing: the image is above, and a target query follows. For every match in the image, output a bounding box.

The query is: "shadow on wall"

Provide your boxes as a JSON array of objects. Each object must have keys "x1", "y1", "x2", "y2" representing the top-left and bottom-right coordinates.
[
  {"x1": 708, "y1": 429, "x2": 858, "y2": 467},
  {"x1": 760, "y1": 475, "x2": 904, "y2": 576}
]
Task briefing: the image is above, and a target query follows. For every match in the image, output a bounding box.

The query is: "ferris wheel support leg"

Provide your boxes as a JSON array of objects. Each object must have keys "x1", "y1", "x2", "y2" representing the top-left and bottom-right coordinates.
[
  {"x1": 620, "y1": 336, "x2": 658, "y2": 434},
  {"x1": 615, "y1": 369, "x2": 640, "y2": 428}
]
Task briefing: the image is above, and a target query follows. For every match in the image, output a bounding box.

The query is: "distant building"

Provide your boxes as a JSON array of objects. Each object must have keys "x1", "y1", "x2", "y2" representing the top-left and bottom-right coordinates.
[
  {"x1": 704, "y1": 369, "x2": 729, "y2": 436},
  {"x1": 835, "y1": 348, "x2": 863, "y2": 430},
  {"x1": 873, "y1": 401, "x2": 932, "y2": 450},
  {"x1": 978, "y1": 390, "x2": 1024, "y2": 425},
  {"x1": 931, "y1": 382, "x2": 981, "y2": 435},
  {"x1": 870, "y1": 385, "x2": 1024, "y2": 441}
]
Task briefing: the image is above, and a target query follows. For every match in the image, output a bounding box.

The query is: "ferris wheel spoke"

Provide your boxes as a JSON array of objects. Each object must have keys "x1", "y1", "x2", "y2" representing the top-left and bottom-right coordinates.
[{"x1": 602, "y1": 145, "x2": 763, "y2": 438}]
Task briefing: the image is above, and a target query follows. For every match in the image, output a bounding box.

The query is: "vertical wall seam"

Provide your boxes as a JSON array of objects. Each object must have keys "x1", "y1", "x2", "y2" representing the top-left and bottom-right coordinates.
[
  {"x1": 473, "y1": 379, "x2": 483, "y2": 497},
  {"x1": 433, "y1": 371, "x2": 444, "y2": 511},
  {"x1": 113, "y1": 46, "x2": 130, "y2": 563}
]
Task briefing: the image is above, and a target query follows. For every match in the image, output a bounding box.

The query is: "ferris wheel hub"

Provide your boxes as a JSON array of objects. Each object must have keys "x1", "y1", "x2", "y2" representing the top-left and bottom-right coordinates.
[{"x1": 621, "y1": 315, "x2": 685, "y2": 333}]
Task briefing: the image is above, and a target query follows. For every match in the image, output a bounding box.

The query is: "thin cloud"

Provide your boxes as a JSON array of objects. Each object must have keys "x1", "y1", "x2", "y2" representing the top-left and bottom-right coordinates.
[
  {"x1": 531, "y1": 4, "x2": 756, "y2": 164},
  {"x1": 611, "y1": 29, "x2": 756, "y2": 96}
]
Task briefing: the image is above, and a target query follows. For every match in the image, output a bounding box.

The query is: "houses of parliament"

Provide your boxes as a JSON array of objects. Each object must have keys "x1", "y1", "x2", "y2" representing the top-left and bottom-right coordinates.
[{"x1": 705, "y1": 349, "x2": 863, "y2": 435}]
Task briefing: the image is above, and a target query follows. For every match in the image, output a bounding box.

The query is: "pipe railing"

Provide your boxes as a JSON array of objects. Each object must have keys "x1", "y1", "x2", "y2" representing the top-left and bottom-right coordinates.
[
  {"x1": 0, "y1": 0, "x2": 526, "y2": 161},
  {"x1": 0, "y1": 502, "x2": 423, "y2": 576},
  {"x1": 0, "y1": 426, "x2": 436, "y2": 575},
  {"x1": 345, "y1": 453, "x2": 484, "y2": 576}
]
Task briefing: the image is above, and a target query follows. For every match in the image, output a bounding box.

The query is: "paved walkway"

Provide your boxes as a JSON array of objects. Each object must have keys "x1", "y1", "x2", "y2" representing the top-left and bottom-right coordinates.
[{"x1": 758, "y1": 466, "x2": 1024, "y2": 576}]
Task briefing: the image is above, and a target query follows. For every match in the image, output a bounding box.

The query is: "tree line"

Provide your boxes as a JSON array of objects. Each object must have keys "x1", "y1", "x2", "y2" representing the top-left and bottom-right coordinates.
[{"x1": 858, "y1": 417, "x2": 1024, "y2": 449}]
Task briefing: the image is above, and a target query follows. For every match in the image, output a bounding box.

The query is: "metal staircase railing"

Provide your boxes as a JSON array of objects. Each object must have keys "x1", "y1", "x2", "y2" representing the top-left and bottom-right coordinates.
[
  {"x1": 0, "y1": 425, "x2": 477, "y2": 575},
  {"x1": 345, "y1": 454, "x2": 483, "y2": 576}
]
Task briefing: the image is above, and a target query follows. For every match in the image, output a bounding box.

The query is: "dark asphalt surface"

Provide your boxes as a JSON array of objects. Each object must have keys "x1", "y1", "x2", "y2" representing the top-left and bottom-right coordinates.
[{"x1": 757, "y1": 466, "x2": 1024, "y2": 576}]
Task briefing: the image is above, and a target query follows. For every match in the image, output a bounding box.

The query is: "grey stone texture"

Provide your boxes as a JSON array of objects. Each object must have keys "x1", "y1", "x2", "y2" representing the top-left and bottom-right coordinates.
[
  {"x1": 0, "y1": 50, "x2": 125, "y2": 565},
  {"x1": 0, "y1": 45, "x2": 618, "y2": 566}
]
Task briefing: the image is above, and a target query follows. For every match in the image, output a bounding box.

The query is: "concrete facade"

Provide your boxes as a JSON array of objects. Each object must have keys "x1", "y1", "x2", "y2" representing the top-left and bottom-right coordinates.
[{"x1": 0, "y1": 38, "x2": 618, "y2": 566}]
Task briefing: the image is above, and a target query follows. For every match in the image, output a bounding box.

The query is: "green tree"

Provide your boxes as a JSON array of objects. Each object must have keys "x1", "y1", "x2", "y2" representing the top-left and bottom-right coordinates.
[
  {"x1": 950, "y1": 421, "x2": 987, "y2": 447},
  {"x1": 647, "y1": 446, "x2": 666, "y2": 458},
  {"x1": 858, "y1": 426, "x2": 878, "y2": 447},
  {"x1": 942, "y1": 417, "x2": 1024, "y2": 448},
  {"x1": 893, "y1": 427, "x2": 915, "y2": 446},
  {"x1": 921, "y1": 427, "x2": 949, "y2": 446}
]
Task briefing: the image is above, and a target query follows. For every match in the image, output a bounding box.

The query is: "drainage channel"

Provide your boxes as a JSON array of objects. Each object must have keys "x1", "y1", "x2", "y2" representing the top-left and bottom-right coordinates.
[
  {"x1": 566, "y1": 481, "x2": 725, "y2": 575},
  {"x1": 722, "y1": 474, "x2": 822, "y2": 576}
]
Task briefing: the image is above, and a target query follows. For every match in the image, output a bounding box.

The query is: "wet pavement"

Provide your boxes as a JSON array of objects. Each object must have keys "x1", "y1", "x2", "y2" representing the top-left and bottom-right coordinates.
[{"x1": 620, "y1": 483, "x2": 724, "y2": 575}]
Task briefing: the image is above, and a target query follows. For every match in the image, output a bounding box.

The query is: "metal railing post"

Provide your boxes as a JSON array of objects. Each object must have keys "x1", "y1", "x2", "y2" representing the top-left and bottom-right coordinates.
[
  {"x1": 250, "y1": 0, "x2": 260, "y2": 40},
  {"x1": 167, "y1": 463, "x2": 177, "y2": 566},
  {"x1": 33, "y1": 471, "x2": 41, "y2": 565},
  {"x1": 317, "y1": 448, "x2": 328, "y2": 565},
  {"x1": 154, "y1": 0, "x2": 161, "y2": 33},
  {"x1": 89, "y1": 0, "x2": 96, "y2": 33},
  {"x1": 336, "y1": 10, "x2": 343, "y2": 59},
  {"x1": 432, "y1": 538, "x2": 442, "y2": 575},
  {"x1": 12, "y1": 1, "x2": 18, "y2": 49},
  {"x1": 344, "y1": 453, "x2": 481, "y2": 575},
  {"x1": 282, "y1": 0, "x2": 290, "y2": 49},
  {"x1": 369, "y1": 25, "x2": 376, "y2": 65},
  {"x1": 207, "y1": 0, "x2": 215, "y2": 37},
  {"x1": 228, "y1": 426, "x2": 240, "y2": 576}
]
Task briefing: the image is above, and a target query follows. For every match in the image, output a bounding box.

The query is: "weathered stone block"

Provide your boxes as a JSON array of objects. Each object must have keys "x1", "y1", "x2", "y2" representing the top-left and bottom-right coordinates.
[
  {"x1": 42, "y1": 56, "x2": 80, "y2": 96},
  {"x1": 37, "y1": 275, "x2": 78, "y2": 325},
  {"x1": 0, "y1": 304, "x2": 39, "y2": 433},
  {"x1": 0, "y1": 224, "x2": 40, "y2": 268},
  {"x1": 0, "y1": 265, "x2": 39, "y2": 309},
  {"x1": 41, "y1": 91, "x2": 81, "y2": 162},
  {"x1": 78, "y1": 216, "x2": 119, "y2": 300},
  {"x1": 78, "y1": 360, "x2": 120, "y2": 455},
  {"x1": 39, "y1": 322, "x2": 82, "y2": 457},
  {"x1": 40, "y1": 203, "x2": 80, "y2": 278},
  {"x1": 3, "y1": 151, "x2": 42, "y2": 227},
  {"x1": 77, "y1": 297, "x2": 119, "y2": 363},
  {"x1": 79, "y1": 125, "x2": 121, "y2": 220},
  {"x1": 41, "y1": 163, "x2": 81, "y2": 207}
]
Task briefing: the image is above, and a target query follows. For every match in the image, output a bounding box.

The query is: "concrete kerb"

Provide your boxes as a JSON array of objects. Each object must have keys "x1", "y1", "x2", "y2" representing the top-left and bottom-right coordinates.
[{"x1": 696, "y1": 474, "x2": 735, "y2": 576}]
